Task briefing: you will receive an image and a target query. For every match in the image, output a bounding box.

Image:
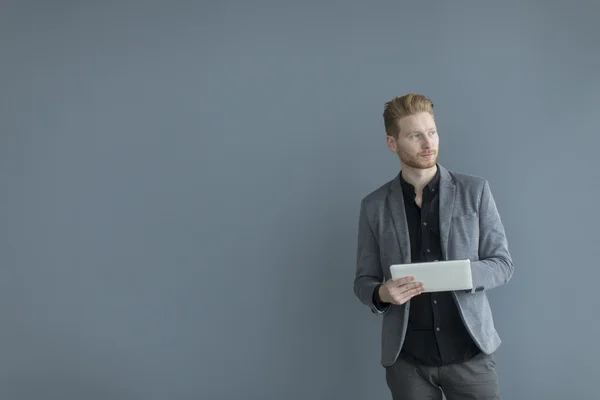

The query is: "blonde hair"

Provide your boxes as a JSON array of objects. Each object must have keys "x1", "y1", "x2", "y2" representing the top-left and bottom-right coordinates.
[{"x1": 383, "y1": 93, "x2": 434, "y2": 137}]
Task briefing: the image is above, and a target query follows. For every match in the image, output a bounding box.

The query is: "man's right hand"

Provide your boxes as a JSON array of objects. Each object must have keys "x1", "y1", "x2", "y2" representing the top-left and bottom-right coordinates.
[{"x1": 378, "y1": 276, "x2": 424, "y2": 305}]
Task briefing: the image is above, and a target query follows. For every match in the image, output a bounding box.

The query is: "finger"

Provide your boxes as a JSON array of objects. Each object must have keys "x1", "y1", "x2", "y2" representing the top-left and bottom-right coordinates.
[
  {"x1": 393, "y1": 282, "x2": 423, "y2": 293},
  {"x1": 390, "y1": 276, "x2": 415, "y2": 286},
  {"x1": 392, "y1": 285, "x2": 424, "y2": 305}
]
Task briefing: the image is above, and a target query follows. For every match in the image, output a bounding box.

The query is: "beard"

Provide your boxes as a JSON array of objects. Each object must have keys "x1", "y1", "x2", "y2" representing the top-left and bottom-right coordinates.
[{"x1": 398, "y1": 149, "x2": 438, "y2": 169}]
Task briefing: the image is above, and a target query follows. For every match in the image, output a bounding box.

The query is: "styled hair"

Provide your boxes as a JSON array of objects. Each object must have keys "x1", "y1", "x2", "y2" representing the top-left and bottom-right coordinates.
[{"x1": 383, "y1": 93, "x2": 434, "y2": 137}]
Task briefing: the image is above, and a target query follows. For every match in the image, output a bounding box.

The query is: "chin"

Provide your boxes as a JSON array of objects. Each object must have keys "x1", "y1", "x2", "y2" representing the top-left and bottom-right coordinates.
[
  {"x1": 398, "y1": 151, "x2": 438, "y2": 169},
  {"x1": 423, "y1": 159, "x2": 438, "y2": 168},
  {"x1": 403, "y1": 158, "x2": 437, "y2": 169},
  {"x1": 418, "y1": 163, "x2": 436, "y2": 170}
]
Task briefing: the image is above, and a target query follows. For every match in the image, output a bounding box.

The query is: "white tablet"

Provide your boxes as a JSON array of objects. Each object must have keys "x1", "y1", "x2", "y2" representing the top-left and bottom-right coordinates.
[{"x1": 389, "y1": 259, "x2": 473, "y2": 292}]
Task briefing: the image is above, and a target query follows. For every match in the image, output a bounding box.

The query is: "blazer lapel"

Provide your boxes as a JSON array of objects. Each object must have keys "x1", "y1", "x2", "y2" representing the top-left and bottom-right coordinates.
[
  {"x1": 387, "y1": 173, "x2": 411, "y2": 263},
  {"x1": 438, "y1": 166, "x2": 456, "y2": 260}
]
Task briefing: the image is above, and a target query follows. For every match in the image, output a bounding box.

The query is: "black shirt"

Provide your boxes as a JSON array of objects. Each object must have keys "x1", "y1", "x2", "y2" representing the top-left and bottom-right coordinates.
[{"x1": 376, "y1": 167, "x2": 480, "y2": 366}]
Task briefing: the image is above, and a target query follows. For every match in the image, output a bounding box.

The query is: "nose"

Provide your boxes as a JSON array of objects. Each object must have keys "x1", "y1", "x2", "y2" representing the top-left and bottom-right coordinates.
[{"x1": 422, "y1": 135, "x2": 433, "y2": 148}]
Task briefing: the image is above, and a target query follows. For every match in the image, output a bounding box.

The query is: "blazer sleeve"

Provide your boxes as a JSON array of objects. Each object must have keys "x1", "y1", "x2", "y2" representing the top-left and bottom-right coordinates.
[
  {"x1": 354, "y1": 198, "x2": 390, "y2": 314},
  {"x1": 468, "y1": 180, "x2": 514, "y2": 293}
]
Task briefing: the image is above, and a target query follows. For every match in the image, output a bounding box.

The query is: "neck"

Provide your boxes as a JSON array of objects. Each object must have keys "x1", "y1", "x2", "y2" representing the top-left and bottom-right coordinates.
[{"x1": 401, "y1": 164, "x2": 438, "y2": 193}]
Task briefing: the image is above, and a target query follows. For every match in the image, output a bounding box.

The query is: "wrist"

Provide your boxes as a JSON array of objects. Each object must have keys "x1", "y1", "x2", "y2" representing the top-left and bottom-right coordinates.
[{"x1": 377, "y1": 284, "x2": 390, "y2": 304}]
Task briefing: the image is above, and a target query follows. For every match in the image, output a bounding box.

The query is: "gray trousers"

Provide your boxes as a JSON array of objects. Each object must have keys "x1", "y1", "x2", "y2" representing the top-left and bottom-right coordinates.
[{"x1": 385, "y1": 352, "x2": 502, "y2": 400}]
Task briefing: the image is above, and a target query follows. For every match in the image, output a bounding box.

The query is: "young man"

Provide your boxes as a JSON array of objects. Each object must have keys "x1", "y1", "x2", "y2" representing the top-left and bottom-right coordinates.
[{"x1": 354, "y1": 93, "x2": 514, "y2": 399}]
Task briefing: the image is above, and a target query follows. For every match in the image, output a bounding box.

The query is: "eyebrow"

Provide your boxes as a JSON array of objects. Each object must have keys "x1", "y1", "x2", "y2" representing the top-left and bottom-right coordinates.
[{"x1": 406, "y1": 128, "x2": 437, "y2": 135}]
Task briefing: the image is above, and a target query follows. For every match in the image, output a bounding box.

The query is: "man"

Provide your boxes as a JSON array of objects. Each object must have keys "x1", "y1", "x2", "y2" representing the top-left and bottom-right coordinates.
[{"x1": 353, "y1": 93, "x2": 514, "y2": 399}]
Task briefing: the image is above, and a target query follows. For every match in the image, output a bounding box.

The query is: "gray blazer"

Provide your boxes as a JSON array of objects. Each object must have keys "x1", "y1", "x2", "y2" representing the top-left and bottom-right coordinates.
[{"x1": 354, "y1": 164, "x2": 514, "y2": 367}]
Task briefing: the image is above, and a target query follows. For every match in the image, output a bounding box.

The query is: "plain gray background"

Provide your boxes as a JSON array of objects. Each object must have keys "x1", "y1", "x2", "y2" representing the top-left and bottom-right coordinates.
[{"x1": 1, "y1": 1, "x2": 599, "y2": 399}]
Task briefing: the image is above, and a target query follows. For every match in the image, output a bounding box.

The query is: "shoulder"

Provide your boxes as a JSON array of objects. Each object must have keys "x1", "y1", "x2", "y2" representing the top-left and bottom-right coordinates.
[
  {"x1": 360, "y1": 176, "x2": 396, "y2": 207},
  {"x1": 447, "y1": 170, "x2": 488, "y2": 188},
  {"x1": 440, "y1": 166, "x2": 493, "y2": 201}
]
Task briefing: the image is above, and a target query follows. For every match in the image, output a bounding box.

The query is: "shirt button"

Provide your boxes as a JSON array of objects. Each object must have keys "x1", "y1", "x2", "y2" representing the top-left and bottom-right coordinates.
[
  {"x1": 427, "y1": 249, "x2": 431, "y2": 253},
  {"x1": 433, "y1": 300, "x2": 437, "y2": 304},
  {"x1": 436, "y1": 327, "x2": 440, "y2": 332},
  {"x1": 423, "y1": 222, "x2": 428, "y2": 226}
]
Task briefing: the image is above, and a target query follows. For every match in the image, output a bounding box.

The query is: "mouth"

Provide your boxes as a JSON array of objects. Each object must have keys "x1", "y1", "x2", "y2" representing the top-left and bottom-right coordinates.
[{"x1": 420, "y1": 153, "x2": 435, "y2": 158}]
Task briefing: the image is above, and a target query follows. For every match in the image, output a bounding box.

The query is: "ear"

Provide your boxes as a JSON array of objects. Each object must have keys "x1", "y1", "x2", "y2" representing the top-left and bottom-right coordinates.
[{"x1": 386, "y1": 135, "x2": 397, "y2": 152}]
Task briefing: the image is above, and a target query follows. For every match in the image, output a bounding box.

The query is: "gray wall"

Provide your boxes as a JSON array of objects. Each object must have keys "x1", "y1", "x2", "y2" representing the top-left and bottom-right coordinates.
[{"x1": 1, "y1": 1, "x2": 598, "y2": 399}]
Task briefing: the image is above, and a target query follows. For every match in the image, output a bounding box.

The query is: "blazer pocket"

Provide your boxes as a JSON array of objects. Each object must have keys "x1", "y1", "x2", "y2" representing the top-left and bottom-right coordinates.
[
  {"x1": 453, "y1": 211, "x2": 478, "y2": 221},
  {"x1": 450, "y1": 211, "x2": 479, "y2": 253}
]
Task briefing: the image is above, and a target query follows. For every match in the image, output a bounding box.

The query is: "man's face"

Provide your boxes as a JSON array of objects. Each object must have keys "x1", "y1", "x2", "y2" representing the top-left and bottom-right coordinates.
[{"x1": 387, "y1": 112, "x2": 439, "y2": 169}]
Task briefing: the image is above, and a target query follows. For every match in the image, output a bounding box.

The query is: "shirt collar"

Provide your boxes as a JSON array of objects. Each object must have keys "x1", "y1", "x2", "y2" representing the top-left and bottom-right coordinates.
[{"x1": 399, "y1": 165, "x2": 440, "y2": 194}]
